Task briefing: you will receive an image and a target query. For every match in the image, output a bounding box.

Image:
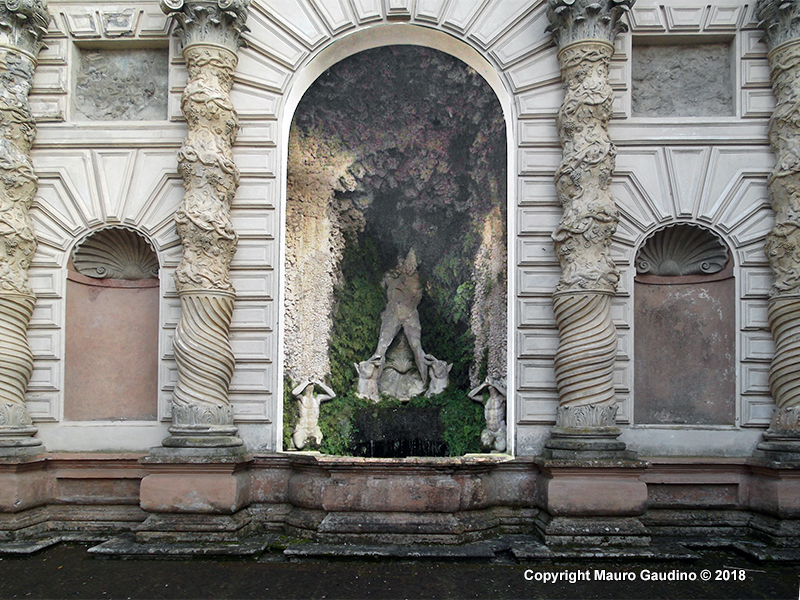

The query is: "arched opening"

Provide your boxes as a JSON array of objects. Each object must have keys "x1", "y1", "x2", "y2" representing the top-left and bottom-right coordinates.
[
  {"x1": 633, "y1": 223, "x2": 736, "y2": 425},
  {"x1": 64, "y1": 227, "x2": 160, "y2": 421},
  {"x1": 282, "y1": 44, "x2": 507, "y2": 456}
]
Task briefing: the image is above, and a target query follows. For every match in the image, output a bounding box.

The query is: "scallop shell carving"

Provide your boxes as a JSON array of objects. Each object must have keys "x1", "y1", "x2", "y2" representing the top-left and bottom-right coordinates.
[
  {"x1": 636, "y1": 224, "x2": 728, "y2": 277},
  {"x1": 73, "y1": 227, "x2": 159, "y2": 280}
]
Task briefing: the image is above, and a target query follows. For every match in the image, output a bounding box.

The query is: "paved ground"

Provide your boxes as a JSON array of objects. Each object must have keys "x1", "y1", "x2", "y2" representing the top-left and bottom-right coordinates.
[{"x1": 0, "y1": 542, "x2": 799, "y2": 599}]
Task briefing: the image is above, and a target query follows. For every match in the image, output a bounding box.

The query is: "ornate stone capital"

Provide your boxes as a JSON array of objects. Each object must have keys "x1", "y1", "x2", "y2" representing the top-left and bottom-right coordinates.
[
  {"x1": 757, "y1": 0, "x2": 800, "y2": 53},
  {"x1": 161, "y1": 0, "x2": 249, "y2": 53},
  {"x1": 0, "y1": 0, "x2": 50, "y2": 61},
  {"x1": 546, "y1": 0, "x2": 633, "y2": 50}
]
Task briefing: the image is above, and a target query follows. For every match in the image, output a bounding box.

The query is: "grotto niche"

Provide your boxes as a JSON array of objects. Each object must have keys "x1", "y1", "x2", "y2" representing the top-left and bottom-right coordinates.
[{"x1": 283, "y1": 45, "x2": 507, "y2": 457}]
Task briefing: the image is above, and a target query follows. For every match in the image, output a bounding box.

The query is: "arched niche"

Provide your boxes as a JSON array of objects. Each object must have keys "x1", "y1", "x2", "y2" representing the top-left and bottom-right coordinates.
[
  {"x1": 64, "y1": 227, "x2": 160, "y2": 422},
  {"x1": 633, "y1": 223, "x2": 736, "y2": 425},
  {"x1": 282, "y1": 43, "x2": 508, "y2": 455}
]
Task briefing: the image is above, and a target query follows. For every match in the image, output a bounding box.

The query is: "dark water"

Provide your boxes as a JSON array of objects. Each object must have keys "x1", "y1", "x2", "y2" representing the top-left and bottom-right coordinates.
[
  {"x1": 352, "y1": 406, "x2": 447, "y2": 458},
  {"x1": 1, "y1": 543, "x2": 799, "y2": 600}
]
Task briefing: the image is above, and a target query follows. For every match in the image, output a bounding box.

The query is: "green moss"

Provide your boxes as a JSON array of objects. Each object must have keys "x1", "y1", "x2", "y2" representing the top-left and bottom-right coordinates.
[
  {"x1": 407, "y1": 389, "x2": 484, "y2": 456},
  {"x1": 328, "y1": 237, "x2": 386, "y2": 395}
]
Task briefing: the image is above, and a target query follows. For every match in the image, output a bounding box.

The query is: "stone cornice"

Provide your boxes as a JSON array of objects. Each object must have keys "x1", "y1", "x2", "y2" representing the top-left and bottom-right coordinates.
[
  {"x1": 546, "y1": 0, "x2": 634, "y2": 50},
  {"x1": 0, "y1": 0, "x2": 49, "y2": 61},
  {"x1": 757, "y1": 0, "x2": 800, "y2": 53},
  {"x1": 161, "y1": 0, "x2": 249, "y2": 53}
]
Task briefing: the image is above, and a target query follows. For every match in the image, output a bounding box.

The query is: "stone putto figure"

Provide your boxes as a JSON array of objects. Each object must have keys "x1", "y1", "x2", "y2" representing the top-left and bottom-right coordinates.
[
  {"x1": 291, "y1": 379, "x2": 335, "y2": 450},
  {"x1": 469, "y1": 378, "x2": 507, "y2": 453},
  {"x1": 354, "y1": 357, "x2": 381, "y2": 401},
  {"x1": 425, "y1": 355, "x2": 452, "y2": 398}
]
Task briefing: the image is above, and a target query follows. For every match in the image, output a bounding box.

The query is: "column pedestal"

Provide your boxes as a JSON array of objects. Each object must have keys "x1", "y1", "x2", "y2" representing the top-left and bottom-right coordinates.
[
  {"x1": 123, "y1": 447, "x2": 257, "y2": 549},
  {"x1": 535, "y1": 458, "x2": 649, "y2": 546}
]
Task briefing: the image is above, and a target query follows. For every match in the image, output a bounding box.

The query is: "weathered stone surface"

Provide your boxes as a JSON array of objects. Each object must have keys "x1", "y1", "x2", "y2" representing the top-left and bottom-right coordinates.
[
  {"x1": 634, "y1": 280, "x2": 736, "y2": 425},
  {"x1": 74, "y1": 48, "x2": 168, "y2": 121},
  {"x1": 632, "y1": 44, "x2": 734, "y2": 117},
  {"x1": 0, "y1": 0, "x2": 50, "y2": 452}
]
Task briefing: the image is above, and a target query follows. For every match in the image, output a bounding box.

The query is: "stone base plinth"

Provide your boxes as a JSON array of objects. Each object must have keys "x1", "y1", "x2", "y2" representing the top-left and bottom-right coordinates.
[
  {"x1": 139, "y1": 447, "x2": 251, "y2": 515},
  {"x1": 543, "y1": 427, "x2": 637, "y2": 460},
  {"x1": 283, "y1": 453, "x2": 527, "y2": 544},
  {"x1": 534, "y1": 457, "x2": 649, "y2": 546},
  {"x1": 755, "y1": 432, "x2": 800, "y2": 462}
]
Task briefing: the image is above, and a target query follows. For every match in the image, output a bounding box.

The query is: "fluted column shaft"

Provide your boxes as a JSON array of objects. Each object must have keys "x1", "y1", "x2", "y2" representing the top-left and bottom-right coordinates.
[
  {"x1": 545, "y1": 0, "x2": 633, "y2": 454},
  {"x1": 161, "y1": 0, "x2": 248, "y2": 448},
  {"x1": 0, "y1": 0, "x2": 49, "y2": 452},
  {"x1": 757, "y1": 0, "x2": 800, "y2": 451}
]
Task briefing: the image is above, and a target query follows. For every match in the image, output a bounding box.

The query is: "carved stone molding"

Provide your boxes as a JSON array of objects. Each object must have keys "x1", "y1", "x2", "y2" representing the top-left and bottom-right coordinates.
[
  {"x1": 161, "y1": 0, "x2": 247, "y2": 449},
  {"x1": 636, "y1": 224, "x2": 729, "y2": 277},
  {"x1": 547, "y1": 1, "x2": 630, "y2": 455},
  {"x1": 546, "y1": 0, "x2": 633, "y2": 49},
  {"x1": 0, "y1": 0, "x2": 49, "y2": 452},
  {"x1": 73, "y1": 227, "x2": 159, "y2": 280}
]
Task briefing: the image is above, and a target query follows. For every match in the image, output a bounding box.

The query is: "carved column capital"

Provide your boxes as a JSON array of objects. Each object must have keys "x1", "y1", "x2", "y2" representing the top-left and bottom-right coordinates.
[
  {"x1": 546, "y1": 0, "x2": 633, "y2": 50},
  {"x1": 0, "y1": 0, "x2": 50, "y2": 60},
  {"x1": 757, "y1": 0, "x2": 800, "y2": 53},
  {"x1": 161, "y1": 0, "x2": 249, "y2": 53}
]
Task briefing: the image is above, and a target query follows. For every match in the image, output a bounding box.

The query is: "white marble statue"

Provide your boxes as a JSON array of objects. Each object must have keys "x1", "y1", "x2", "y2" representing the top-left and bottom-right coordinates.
[
  {"x1": 469, "y1": 378, "x2": 507, "y2": 453},
  {"x1": 291, "y1": 379, "x2": 335, "y2": 450},
  {"x1": 425, "y1": 354, "x2": 452, "y2": 397},
  {"x1": 354, "y1": 357, "x2": 381, "y2": 401}
]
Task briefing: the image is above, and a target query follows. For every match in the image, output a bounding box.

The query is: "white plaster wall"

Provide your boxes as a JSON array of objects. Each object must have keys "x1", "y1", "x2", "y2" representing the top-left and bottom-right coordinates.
[{"x1": 26, "y1": 0, "x2": 775, "y2": 457}]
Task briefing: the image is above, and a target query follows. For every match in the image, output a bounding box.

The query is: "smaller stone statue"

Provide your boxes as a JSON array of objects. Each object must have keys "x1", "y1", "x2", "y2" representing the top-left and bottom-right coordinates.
[
  {"x1": 354, "y1": 357, "x2": 381, "y2": 401},
  {"x1": 424, "y1": 354, "x2": 452, "y2": 398},
  {"x1": 469, "y1": 378, "x2": 507, "y2": 453},
  {"x1": 291, "y1": 379, "x2": 335, "y2": 450}
]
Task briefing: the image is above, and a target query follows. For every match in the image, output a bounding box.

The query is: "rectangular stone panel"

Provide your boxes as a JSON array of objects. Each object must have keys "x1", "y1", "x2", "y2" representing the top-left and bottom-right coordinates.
[
  {"x1": 74, "y1": 47, "x2": 169, "y2": 121},
  {"x1": 632, "y1": 43, "x2": 734, "y2": 117}
]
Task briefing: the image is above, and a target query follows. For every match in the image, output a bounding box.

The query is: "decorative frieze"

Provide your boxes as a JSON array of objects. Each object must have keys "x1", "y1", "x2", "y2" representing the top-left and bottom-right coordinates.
[
  {"x1": 756, "y1": 0, "x2": 800, "y2": 453},
  {"x1": 546, "y1": 0, "x2": 632, "y2": 454},
  {"x1": 0, "y1": 0, "x2": 49, "y2": 452},
  {"x1": 161, "y1": 0, "x2": 248, "y2": 448}
]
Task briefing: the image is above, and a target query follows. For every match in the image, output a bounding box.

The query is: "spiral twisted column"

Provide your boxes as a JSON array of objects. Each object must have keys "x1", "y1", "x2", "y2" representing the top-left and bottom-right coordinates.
[
  {"x1": 545, "y1": 0, "x2": 634, "y2": 458},
  {"x1": 756, "y1": 0, "x2": 800, "y2": 458},
  {"x1": 160, "y1": 0, "x2": 248, "y2": 448},
  {"x1": 0, "y1": 0, "x2": 49, "y2": 454}
]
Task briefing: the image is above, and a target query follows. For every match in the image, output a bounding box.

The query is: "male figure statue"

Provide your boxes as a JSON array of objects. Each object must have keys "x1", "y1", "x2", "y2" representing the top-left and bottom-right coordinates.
[{"x1": 370, "y1": 249, "x2": 428, "y2": 385}]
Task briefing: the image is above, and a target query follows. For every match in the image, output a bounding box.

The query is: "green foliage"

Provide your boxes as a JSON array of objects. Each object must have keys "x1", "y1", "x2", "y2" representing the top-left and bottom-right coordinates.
[
  {"x1": 285, "y1": 388, "x2": 483, "y2": 457},
  {"x1": 328, "y1": 237, "x2": 386, "y2": 394},
  {"x1": 407, "y1": 389, "x2": 484, "y2": 456},
  {"x1": 317, "y1": 393, "x2": 373, "y2": 455}
]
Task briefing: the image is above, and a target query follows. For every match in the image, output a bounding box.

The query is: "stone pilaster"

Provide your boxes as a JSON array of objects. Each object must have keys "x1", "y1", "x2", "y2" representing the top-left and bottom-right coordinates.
[
  {"x1": 544, "y1": 0, "x2": 635, "y2": 459},
  {"x1": 757, "y1": 0, "x2": 800, "y2": 460},
  {"x1": 0, "y1": 0, "x2": 50, "y2": 454},
  {"x1": 160, "y1": 0, "x2": 249, "y2": 449}
]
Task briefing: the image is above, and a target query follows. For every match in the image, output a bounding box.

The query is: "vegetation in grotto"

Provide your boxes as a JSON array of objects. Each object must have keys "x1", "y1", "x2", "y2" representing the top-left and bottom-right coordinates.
[{"x1": 283, "y1": 45, "x2": 507, "y2": 456}]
